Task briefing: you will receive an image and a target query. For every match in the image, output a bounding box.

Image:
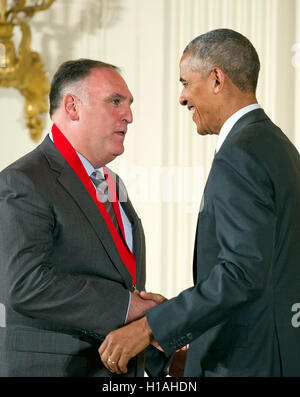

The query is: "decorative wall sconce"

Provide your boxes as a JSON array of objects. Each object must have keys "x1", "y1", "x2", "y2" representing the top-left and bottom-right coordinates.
[{"x1": 0, "y1": 0, "x2": 55, "y2": 142}]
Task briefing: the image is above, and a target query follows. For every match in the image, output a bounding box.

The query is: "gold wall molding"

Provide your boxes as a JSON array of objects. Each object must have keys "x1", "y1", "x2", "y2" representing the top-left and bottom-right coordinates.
[{"x1": 0, "y1": 0, "x2": 55, "y2": 142}]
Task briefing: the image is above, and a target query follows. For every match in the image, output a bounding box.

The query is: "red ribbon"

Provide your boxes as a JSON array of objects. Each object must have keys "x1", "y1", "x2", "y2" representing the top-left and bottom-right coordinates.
[{"x1": 51, "y1": 123, "x2": 136, "y2": 286}]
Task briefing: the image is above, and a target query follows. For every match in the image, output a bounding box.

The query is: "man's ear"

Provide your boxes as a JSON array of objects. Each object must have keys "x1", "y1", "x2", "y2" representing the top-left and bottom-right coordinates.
[
  {"x1": 211, "y1": 67, "x2": 225, "y2": 94},
  {"x1": 64, "y1": 94, "x2": 80, "y2": 121}
]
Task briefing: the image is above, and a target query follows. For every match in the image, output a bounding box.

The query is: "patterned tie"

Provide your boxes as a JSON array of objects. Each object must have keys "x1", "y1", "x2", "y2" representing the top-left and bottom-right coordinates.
[{"x1": 90, "y1": 170, "x2": 121, "y2": 235}]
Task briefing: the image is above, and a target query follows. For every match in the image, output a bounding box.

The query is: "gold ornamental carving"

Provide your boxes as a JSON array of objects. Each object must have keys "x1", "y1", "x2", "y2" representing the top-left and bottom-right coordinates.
[{"x1": 0, "y1": 0, "x2": 55, "y2": 142}]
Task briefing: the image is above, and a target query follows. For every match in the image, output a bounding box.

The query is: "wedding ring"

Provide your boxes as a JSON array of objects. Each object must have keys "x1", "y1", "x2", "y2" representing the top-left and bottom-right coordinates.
[{"x1": 108, "y1": 357, "x2": 117, "y2": 365}]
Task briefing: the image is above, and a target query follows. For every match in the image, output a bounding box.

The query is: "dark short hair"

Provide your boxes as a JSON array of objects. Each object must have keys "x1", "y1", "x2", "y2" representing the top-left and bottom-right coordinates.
[
  {"x1": 49, "y1": 59, "x2": 120, "y2": 116},
  {"x1": 184, "y1": 28, "x2": 260, "y2": 93}
]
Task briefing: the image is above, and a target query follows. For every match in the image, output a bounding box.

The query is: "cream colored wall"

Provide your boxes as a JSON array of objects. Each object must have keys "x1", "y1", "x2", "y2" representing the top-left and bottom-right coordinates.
[{"x1": 0, "y1": 0, "x2": 299, "y2": 300}]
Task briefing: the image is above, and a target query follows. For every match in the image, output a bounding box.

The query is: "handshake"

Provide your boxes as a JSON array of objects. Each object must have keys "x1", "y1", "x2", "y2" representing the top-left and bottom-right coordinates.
[{"x1": 98, "y1": 291, "x2": 187, "y2": 375}]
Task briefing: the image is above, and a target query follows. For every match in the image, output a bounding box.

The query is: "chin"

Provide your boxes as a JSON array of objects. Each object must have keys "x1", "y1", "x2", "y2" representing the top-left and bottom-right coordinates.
[
  {"x1": 194, "y1": 121, "x2": 206, "y2": 135},
  {"x1": 112, "y1": 146, "x2": 125, "y2": 157},
  {"x1": 196, "y1": 128, "x2": 208, "y2": 136},
  {"x1": 196, "y1": 126, "x2": 216, "y2": 136}
]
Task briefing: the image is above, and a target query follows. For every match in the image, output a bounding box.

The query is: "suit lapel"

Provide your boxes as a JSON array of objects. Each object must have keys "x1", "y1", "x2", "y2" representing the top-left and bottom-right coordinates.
[
  {"x1": 121, "y1": 199, "x2": 141, "y2": 261},
  {"x1": 39, "y1": 136, "x2": 133, "y2": 287},
  {"x1": 120, "y1": 198, "x2": 144, "y2": 289},
  {"x1": 106, "y1": 168, "x2": 143, "y2": 270},
  {"x1": 194, "y1": 109, "x2": 270, "y2": 283}
]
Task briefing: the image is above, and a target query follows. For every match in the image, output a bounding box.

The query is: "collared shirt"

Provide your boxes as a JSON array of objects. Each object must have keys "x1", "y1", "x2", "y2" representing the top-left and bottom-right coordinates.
[
  {"x1": 75, "y1": 152, "x2": 133, "y2": 253},
  {"x1": 215, "y1": 104, "x2": 261, "y2": 153},
  {"x1": 49, "y1": 132, "x2": 133, "y2": 252},
  {"x1": 49, "y1": 132, "x2": 133, "y2": 322}
]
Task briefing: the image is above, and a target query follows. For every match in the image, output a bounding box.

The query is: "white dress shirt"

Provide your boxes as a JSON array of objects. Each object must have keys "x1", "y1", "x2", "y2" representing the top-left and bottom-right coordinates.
[{"x1": 215, "y1": 104, "x2": 261, "y2": 153}]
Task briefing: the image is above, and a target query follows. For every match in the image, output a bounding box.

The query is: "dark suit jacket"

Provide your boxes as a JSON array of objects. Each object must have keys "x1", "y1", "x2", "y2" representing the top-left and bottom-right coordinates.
[
  {"x1": 146, "y1": 109, "x2": 300, "y2": 376},
  {"x1": 0, "y1": 136, "x2": 164, "y2": 377}
]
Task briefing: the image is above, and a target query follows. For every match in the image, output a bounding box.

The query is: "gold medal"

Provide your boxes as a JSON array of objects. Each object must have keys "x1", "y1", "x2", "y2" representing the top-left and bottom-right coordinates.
[{"x1": 133, "y1": 286, "x2": 140, "y2": 295}]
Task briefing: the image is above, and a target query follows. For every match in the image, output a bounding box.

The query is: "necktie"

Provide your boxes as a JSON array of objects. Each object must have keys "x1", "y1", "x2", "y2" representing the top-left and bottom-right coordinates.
[{"x1": 90, "y1": 170, "x2": 121, "y2": 236}]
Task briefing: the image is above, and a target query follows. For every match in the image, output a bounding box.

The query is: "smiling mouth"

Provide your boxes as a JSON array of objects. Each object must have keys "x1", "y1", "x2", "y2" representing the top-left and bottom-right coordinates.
[{"x1": 188, "y1": 105, "x2": 195, "y2": 114}]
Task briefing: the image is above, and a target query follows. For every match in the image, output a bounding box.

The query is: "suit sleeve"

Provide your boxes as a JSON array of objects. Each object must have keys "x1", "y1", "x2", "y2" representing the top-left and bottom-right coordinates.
[
  {"x1": 0, "y1": 169, "x2": 130, "y2": 338},
  {"x1": 146, "y1": 147, "x2": 277, "y2": 356}
]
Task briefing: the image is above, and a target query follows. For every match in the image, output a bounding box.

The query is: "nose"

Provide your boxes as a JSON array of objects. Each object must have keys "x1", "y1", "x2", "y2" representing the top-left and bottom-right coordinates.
[
  {"x1": 179, "y1": 90, "x2": 188, "y2": 106},
  {"x1": 123, "y1": 105, "x2": 133, "y2": 124}
]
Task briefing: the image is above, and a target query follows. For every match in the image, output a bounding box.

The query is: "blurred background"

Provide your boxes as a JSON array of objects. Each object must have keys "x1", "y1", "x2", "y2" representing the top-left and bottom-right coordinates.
[{"x1": 0, "y1": 0, "x2": 299, "y2": 300}]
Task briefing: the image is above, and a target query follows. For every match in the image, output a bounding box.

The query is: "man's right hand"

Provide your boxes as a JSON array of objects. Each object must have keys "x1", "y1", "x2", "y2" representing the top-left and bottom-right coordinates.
[{"x1": 125, "y1": 291, "x2": 166, "y2": 324}]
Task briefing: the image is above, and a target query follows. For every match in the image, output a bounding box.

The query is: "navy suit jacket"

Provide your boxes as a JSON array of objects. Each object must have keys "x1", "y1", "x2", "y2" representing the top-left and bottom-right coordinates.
[{"x1": 147, "y1": 109, "x2": 300, "y2": 376}]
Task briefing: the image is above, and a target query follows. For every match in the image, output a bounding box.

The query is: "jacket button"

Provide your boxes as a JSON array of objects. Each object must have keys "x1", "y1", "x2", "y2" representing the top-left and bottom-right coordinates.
[{"x1": 187, "y1": 332, "x2": 193, "y2": 340}]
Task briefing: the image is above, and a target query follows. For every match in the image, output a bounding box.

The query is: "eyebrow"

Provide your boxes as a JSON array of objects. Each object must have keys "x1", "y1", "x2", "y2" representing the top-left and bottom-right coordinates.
[
  {"x1": 179, "y1": 77, "x2": 186, "y2": 83},
  {"x1": 104, "y1": 93, "x2": 134, "y2": 105}
]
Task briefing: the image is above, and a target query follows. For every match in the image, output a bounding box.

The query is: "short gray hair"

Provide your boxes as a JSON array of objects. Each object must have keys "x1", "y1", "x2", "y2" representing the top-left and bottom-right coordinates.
[{"x1": 184, "y1": 29, "x2": 260, "y2": 93}]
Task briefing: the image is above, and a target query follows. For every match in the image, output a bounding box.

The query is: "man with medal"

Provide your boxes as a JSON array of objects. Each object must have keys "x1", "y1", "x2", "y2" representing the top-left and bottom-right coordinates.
[{"x1": 0, "y1": 59, "x2": 168, "y2": 377}]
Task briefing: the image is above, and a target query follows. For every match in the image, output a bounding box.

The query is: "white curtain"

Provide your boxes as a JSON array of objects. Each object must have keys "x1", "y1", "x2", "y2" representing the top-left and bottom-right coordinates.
[{"x1": 0, "y1": 0, "x2": 299, "y2": 300}]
